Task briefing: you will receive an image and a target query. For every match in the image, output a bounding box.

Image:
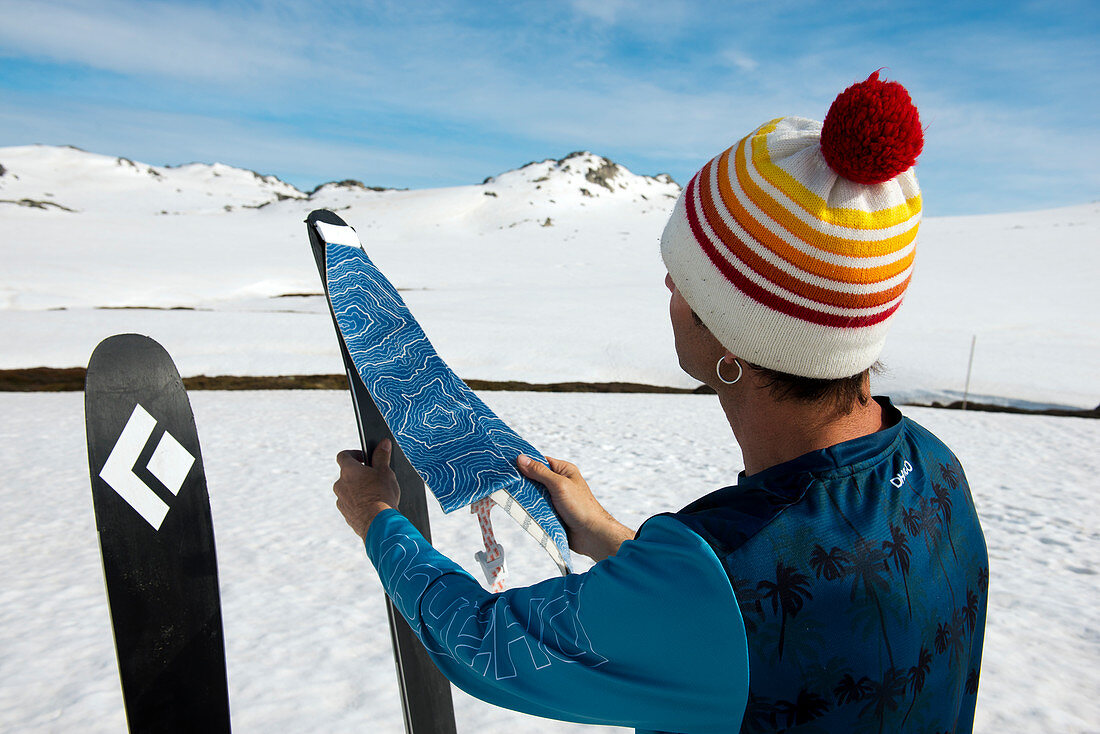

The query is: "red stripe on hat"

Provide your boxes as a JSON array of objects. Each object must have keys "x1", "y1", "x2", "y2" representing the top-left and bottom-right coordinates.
[{"x1": 684, "y1": 174, "x2": 901, "y2": 329}]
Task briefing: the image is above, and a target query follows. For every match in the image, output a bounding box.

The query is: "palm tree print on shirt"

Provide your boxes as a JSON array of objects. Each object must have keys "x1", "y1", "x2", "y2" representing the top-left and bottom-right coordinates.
[
  {"x1": 901, "y1": 645, "x2": 932, "y2": 726},
  {"x1": 859, "y1": 667, "x2": 907, "y2": 734},
  {"x1": 833, "y1": 669, "x2": 908, "y2": 734},
  {"x1": 771, "y1": 688, "x2": 831, "y2": 728},
  {"x1": 903, "y1": 496, "x2": 957, "y2": 607},
  {"x1": 835, "y1": 672, "x2": 875, "y2": 705},
  {"x1": 809, "y1": 544, "x2": 850, "y2": 581},
  {"x1": 729, "y1": 575, "x2": 766, "y2": 634},
  {"x1": 965, "y1": 668, "x2": 980, "y2": 695},
  {"x1": 882, "y1": 524, "x2": 913, "y2": 618},
  {"x1": 847, "y1": 538, "x2": 895, "y2": 669},
  {"x1": 931, "y1": 481, "x2": 958, "y2": 562},
  {"x1": 757, "y1": 561, "x2": 812, "y2": 660}
]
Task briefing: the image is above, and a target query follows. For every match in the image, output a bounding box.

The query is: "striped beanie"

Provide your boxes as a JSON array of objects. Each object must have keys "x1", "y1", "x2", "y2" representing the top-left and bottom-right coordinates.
[{"x1": 660, "y1": 72, "x2": 924, "y2": 379}]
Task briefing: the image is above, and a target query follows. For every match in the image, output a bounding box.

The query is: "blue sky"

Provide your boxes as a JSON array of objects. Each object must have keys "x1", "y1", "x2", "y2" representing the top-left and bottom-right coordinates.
[{"x1": 0, "y1": 0, "x2": 1097, "y2": 215}]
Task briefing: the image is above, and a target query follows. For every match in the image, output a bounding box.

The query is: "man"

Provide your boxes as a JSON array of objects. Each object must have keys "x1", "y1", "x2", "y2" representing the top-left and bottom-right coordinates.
[{"x1": 334, "y1": 72, "x2": 988, "y2": 732}]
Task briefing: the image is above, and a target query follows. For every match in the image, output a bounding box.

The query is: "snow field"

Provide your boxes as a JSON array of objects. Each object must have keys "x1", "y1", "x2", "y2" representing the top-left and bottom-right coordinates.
[{"x1": 0, "y1": 391, "x2": 1096, "y2": 733}]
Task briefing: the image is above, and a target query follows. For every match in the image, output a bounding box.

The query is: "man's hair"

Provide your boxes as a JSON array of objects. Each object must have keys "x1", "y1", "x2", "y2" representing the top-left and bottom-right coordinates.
[{"x1": 745, "y1": 361, "x2": 880, "y2": 415}]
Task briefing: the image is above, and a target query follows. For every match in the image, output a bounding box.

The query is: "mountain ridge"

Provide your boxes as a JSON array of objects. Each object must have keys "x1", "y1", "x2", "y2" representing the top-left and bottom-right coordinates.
[{"x1": 0, "y1": 144, "x2": 680, "y2": 215}]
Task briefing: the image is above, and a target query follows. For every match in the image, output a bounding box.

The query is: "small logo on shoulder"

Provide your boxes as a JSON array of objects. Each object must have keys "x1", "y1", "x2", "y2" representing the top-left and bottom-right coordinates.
[{"x1": 891, "y1": 460, "x2": 913, "y2": 488}]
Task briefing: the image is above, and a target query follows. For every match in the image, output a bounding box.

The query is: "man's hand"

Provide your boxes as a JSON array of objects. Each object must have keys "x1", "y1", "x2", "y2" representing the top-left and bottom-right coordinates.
[
  {"x1": 334, "y1": 440, "x2": 401, "y2": 539},
  {"x1": 517, "y1": 455, "x2": 634, "y2": 562}
]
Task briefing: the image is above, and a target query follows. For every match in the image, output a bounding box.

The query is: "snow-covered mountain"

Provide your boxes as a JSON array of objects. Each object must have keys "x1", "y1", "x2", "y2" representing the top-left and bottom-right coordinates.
[
  {"x1": 0, "y1": 145, "x2": 306, "y2": 214},
  {"x1": 0, "y1": 145, "x2": 678, "y2": 216},
  {"x1": 482, "y1": 151, "x2": 678, "y2": 203}
]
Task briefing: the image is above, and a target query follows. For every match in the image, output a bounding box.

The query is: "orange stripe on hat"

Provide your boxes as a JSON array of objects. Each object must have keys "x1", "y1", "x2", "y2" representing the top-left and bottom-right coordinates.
[
  {"x1": 684, "y1": 174, "x2": 903, "y2": 328},
  {"x1": 736, "y1": 138, "x2": 918, "y2": 259},
  {"x1": 716, "y1": 148, "x2": 915, "y2": 284},
  {"x1": 696, "y1": 159, "x2": 911, "y2": 311}
]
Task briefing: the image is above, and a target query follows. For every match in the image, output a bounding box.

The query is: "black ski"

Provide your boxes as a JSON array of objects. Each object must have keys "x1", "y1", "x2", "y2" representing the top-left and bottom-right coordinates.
[
  {"x1": 306, "y1": 210, "x2": 457, "y2": 734},
  {"x1": 85, "y1": 334, "x2": 231, "y2": 733}
]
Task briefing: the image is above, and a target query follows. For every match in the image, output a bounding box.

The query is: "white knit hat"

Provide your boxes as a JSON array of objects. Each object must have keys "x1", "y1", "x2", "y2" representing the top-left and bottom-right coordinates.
[{"x1": 660, "y1": 72, "x2": 924, "y2": 379}]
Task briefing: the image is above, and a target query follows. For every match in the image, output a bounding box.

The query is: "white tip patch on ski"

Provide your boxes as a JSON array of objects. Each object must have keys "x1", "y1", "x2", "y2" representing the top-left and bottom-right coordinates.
[{"x1": 314, "y1": 221, "x2": 361, "y2": 248}]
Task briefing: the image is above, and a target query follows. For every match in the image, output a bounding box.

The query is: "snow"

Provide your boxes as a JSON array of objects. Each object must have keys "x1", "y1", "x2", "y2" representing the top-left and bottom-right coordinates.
[
  {"x1": 0, "y1": 145, "x2": 1098, "y2": 732},
  {"x1": 0, "y1": 392, "x2": 1097, "y2": 733}
]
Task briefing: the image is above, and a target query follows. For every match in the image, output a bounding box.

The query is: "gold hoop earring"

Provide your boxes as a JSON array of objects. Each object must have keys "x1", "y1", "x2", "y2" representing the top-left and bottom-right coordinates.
[{"x1": 716, "y1": 357, "x2": 742, "y2": 385}]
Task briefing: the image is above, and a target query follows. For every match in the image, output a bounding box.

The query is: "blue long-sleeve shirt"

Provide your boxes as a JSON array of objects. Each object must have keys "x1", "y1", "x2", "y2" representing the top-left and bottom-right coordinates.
[
  {"x1": 366, "y1": 509, "x2": 750, "y2": 733},
  {"x1": 363, "y1": 399, "x2": 987, "y2": 733}
]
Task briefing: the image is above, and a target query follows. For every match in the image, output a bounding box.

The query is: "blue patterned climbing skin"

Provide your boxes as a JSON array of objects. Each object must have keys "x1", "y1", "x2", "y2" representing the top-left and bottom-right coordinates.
[{"x1": 324, "y1": 239, "x2": 571, "y2": 571}]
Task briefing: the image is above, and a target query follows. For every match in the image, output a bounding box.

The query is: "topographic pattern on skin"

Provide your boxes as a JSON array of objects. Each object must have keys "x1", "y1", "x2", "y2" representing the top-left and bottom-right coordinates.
[
  {"x1": 376, "y1": 530, "x2": 607, "y2": 680},
  {"x1": 325, "y1": 240, "x2": 571, "y2": 569}
]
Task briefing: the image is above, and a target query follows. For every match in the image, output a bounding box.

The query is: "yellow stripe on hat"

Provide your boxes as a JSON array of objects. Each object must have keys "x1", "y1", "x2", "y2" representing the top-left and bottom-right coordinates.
[
  {"x1": 711, "y1": 153, "x2": 914, "y2": 286},
  {"x1": 718, "y1": 149, "x2": 915, "y2": 270},
  {"x1": 721, "y1": 146, "x2": 916, "y2": 277},
  {"x1": 734, "y1": 138, "x2": 918, "y2": 259},
  {"x1": 697, "y1": 160, "x2": 913, "y2": 309},
  {"x1": 745, "y1": 134, "x2": 922, "y2": 243},
  {"x1": 749, "y1": 119, "x2": 922, "y2": 230},
  {"x1": 690, "y1": 174, "x2": 908, "y2": 319}
]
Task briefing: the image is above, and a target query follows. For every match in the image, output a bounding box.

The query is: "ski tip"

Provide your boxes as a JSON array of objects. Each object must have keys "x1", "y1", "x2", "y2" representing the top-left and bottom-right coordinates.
[
  {"x1": 88, "y1": 333, "x2": 167, "y2": 373},
  {"x1": 305, "y1": 209, "x2": 348, "y2": 228}
]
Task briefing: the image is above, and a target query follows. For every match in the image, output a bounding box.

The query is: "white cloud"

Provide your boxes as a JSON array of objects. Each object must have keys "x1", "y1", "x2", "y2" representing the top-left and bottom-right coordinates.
[
  {"x1": 721, "y1": 48, "x2": 759, "y2": 72},
  {"x1": 569, "y1": 0, "x2": 630, "y2": 24},
  {"x1": 0, "y1": 0, "x2": 318, "y2": 86}
]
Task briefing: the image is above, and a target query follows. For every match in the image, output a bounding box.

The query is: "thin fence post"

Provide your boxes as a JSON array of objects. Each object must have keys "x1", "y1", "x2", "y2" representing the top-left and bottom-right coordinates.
[{"x1": 962, "y1": 335, "x2": 976, "y2": 410}]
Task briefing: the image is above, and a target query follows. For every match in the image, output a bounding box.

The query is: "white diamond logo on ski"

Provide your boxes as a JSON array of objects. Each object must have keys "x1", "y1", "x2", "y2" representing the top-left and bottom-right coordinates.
[{"x1": 99, "y1": 403, "x2": 195, "y2": 530}]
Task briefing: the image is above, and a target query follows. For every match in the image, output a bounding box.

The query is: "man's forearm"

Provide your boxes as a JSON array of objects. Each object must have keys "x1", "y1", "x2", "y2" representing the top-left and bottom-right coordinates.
[{"x1": 587, "y1": 516, "x2": 635, "y2": 561}]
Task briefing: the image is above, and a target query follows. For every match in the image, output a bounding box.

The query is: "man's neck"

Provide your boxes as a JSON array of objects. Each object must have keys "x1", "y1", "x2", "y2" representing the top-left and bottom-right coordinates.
[{"x1": 720, "y1": 389, "x2": 885, "y2": 477}]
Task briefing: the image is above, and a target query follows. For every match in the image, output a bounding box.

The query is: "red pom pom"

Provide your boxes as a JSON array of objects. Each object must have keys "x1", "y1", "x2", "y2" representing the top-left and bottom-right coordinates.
[{"x1": 820, "y1": 71, "x2": 923, "y2": 184}]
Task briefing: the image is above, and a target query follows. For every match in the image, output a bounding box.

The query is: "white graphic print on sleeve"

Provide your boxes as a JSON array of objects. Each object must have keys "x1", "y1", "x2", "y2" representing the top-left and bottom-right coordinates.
[{"x1": 377, "y1": 531, "x2": 606, "y2": 682}]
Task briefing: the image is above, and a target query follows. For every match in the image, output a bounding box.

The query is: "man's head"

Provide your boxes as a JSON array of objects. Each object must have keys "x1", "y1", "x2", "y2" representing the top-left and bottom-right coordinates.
[{"x1": 660, "y1": 71, "x2": 924, "y2": 383}]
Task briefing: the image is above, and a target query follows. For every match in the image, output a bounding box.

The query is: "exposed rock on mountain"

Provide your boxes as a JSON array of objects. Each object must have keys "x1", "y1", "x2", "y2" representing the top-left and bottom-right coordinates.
[{"x1": 481, "y1": 151, "x2": 679, "y2": 205}]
